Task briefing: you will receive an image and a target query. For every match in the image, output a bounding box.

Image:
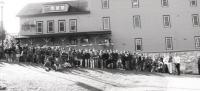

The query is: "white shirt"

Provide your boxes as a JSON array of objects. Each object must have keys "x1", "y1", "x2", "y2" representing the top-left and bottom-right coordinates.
[{"x1": 174, "y1": 56, "x2": 181, "y2": 63}]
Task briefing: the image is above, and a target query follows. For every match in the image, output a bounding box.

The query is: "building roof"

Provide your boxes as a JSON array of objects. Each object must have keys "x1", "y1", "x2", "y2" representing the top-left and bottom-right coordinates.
[{"x1": 17, "y1": 0, "x2": 90, "y2": 17}]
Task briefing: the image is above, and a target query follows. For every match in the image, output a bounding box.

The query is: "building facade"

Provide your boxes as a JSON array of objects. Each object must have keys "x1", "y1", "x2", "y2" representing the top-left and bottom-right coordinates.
[{"x1": 17, "y1": 0, "x2": 200, "y2": 52}]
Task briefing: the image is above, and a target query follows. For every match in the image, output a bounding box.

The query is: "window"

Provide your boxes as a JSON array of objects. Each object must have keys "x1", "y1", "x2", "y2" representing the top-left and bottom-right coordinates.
[
  {"x1": 69, "y1": 19, "x2": 77, "y2": 32},
  {"x1": 58, "y1": 20, "x2": 66, "y2": 32},
  {"x1": 70, "y1": 39, "x2": 77, "y2": 45},
  {"x1": 102, "y1": 0, "x2": 109, "y2": 9},
  {"x1": 133, "y1": 15, "x2": 141, "y2": 28},
  {"x1": 163, "y1": 15, "x2": 171, "y2": 28},
  {"x1": 60, "y1": 5, "x2": 65, "y2": 10},
  {"x1": 192, "y1": 14, "x2": 199, "y2": 27},
  {"x1": 36, "y1": 21, "x2": 43, "y2": 33},
  {"x1": 103, "y1": 17, "x2": 110, "y2": 30},
  {"x1": 195, "y1": 36, "x2": 200, "y2": 49},
  {"x1": 132, "y1": 0, "x2": 139, "y2": 8},
  {"x1": 135, "y1": 38, "x2": 142, "y2": 51},
  {"x1": 190, "y1": 0, "x2": 197, "y2": 7},
  {"x1": 161, "y1": 0, "x2": 168, "y2": 7},
  {"x1": 47, "y1": 20, "x2": 54, "y2": 33},
  {"x1": 165, "y1": 37, "x2": 173, "y2": 50},
  {"x1": 50, "y1": 6, "x2": 55, "y2": 11},
  {"x1": 55, "y1": 6, "x2": 60, "y2": 10}
]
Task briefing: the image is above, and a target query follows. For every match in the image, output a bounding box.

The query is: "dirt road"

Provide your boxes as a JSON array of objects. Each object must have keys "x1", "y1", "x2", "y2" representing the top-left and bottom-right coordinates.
[{"x1": 0, "y1": 61, "x2": 200, "y2": 91}]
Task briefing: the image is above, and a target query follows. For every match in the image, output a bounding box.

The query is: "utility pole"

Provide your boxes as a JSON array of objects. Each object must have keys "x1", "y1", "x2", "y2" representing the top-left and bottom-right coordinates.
[
  {"x1": 0, "y1": 1, "x2": 4, "y2": 47},
  {"x1": 1, "y1": 5, "x2": 3, "y2": 47}
]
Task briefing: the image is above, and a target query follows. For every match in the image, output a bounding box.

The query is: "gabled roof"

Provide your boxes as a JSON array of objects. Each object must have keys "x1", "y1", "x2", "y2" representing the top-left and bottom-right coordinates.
[{"x1": 17, "y1": 0, "x2": 90, "y2": 17}]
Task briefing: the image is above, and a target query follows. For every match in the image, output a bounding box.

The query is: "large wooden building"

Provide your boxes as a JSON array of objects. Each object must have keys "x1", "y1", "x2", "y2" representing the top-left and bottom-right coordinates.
[{"x1": 17, "y1": 0, "x2": 200, "y2": 52}]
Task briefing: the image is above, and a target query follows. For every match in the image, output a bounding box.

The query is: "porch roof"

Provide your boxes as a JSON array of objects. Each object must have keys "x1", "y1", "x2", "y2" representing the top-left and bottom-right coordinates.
[{"x1": 16, "y1": 31, "x2": 111, "y2": 39}]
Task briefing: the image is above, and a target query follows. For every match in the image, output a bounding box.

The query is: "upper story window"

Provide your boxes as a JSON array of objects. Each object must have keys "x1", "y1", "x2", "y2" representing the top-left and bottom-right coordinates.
[
  {"x1": 47, "y1": 20, "x2": 54, "y2": 33},
  {"x1": 132, "y1": 0, "x2": 139, "y2": 8},
  {"x1": 103, "y1": 17, "x2": 110, "y2": 30},
  {"x1": 163, "y1": 15, "x2": 171, "y2": 28},
  {"x1": 195, "y1": 36, "x2": 200, "y2": 49},
  {"x1": 36, "y1": 21, "x2": 43, "y2": 33},
  {"x1": 58, "y1": 20, "x2": 66, "y2": 32},
  {"x1": 60, "y1": 5, "x2": 65, "y2": 10},
  {"x1": 55, "y1": 6, "x2": 60, "y2": 10},
  {"x1": 135, "y1": 38, "x2": 142, "y2": 51},
  {"x1": 69, "y1": 19, "x2": 77, "y2": 32},
  {"x1": 50, "y1": 6, "x2": 55, "y2": 11},
  {"x1": 165, "y1": 37, "x2": 173, "y2": 50},
  {"x1": 133, "y1": 15, "x2": 141, "y2": 28},
  {"x1": 161, "y1": 0, "x2": 168, "y2": 7},
  {"x1": 21, "y1": 21, "x2": 36, "y2": 31},
  {"x1": 190, "y1": 0, "x2": 197, "y2": 7},
  {"x1": 192, "y1": 14, "x2": 199, "y2": 27},
  {"x1": 102, "y1": 0, "x2": 109, "y2": 9}
]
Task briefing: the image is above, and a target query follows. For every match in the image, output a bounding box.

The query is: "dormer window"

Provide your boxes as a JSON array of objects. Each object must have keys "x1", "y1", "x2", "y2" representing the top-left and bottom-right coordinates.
[
  {"x1": 43, "y1": 4, "x2": 69, "y2": 13},
  {"x1": 50, "y1": 6, "x2": 55, "y2": 11},
  {"x1": 60, "y1": 5, "x2": 65, "y2": 10},
  {"x1": 56, "y1": 6, "x2": 60, "y2": 10}
]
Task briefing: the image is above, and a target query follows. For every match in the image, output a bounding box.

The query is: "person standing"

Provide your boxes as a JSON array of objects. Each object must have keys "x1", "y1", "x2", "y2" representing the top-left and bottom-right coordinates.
[
  {"x1": 4, "y1": 47, "x2": 9, "y2": 62},
  {"x1": 174, "y1": 54, "x2": 181, "y2": 75},
  {"x1": 0, "y1": 46, "x2": 3, "y2": 60},
  {"x1": 15, "y1": 45, "x2": 21, "y2": 62},
  {"x1": 168, "y1": 56, "x2": 173, "y2": 74},
  {"x1": 197, "y1": 56, "x2": 200, "y2": 75}
]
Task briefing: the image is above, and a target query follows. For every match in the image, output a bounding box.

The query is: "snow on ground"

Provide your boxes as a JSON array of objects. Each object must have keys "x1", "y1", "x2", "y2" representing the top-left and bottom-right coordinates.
[{"x1": 0, "y1": 61, "x2": 200, "y2": 91}]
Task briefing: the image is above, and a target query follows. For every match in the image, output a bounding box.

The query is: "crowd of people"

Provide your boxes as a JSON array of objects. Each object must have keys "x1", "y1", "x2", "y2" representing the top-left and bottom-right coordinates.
[{"x1": 0, "y1": 44, "x2": 183, "y2": 75}]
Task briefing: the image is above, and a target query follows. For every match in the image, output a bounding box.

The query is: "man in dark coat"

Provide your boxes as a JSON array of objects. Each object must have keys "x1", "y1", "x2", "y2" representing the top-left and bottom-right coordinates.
[
  {"x1": 102, "y1": 51, "x2": 109, "y2": 68},
  {"x1": 0, "y1": 46, "x2": 3, "y2": 59},
  {"x1": 198, "y1": 56, "x2": 200, "y2": 75}
]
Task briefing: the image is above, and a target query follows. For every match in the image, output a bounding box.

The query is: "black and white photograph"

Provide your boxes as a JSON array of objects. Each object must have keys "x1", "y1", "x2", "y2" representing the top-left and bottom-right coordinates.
[{"x1": 0, "y1": 0, "x2": 200, "y2": 91}]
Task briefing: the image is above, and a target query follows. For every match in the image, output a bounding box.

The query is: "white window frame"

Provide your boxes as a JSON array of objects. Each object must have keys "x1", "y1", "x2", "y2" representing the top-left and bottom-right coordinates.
[
  {"x1": 135, "y1": 38, "x2": 142, "y2": 51},
  {"x1": 132, "y1": 0, "x2": 139, "y2": 8},
  {"x1": 192, "y1": 14, "x2": 199, "y2": 27},
  {"x1": 133, "y1": 15, "x2": 141, "y2": 28},
  {"x1": 36, "y1": 21, "x2": 43, "y2": 33},
  {"x1": 58, "y1": 20, "x2": 66, "y2": 32},
  {"x1": 161, "y1": 0, "x2": 168, "y2": 7},
  {"x1": 103, "y1": 17, "x2": 111, "y2": 30},
  {"x1": 60, "y1": 5, "x2": 65, "y2": 10},
  {"x1": 102, "y1": 0, "x2": 109, "y2": 9},
  {"x1": 50, "y1": 6, "x2": 55, "y2": 11},
  {"x1": 163, "y1": 15, "x2": 171, "y2": 28},
  {"x1": 69, "y1": 19, "x2": 77, "y2": 32},
  {"x1": 190, "y1": 0, "x2": 197, "y2": 7},
  {"x1": 165, "y1": 37, "x2": 173, "y2": 50},
  {"x1": 55, "y1": 6, "x2": 60, "y2": 10},
  {"x1": 195, "y1": 36, "x2": 200, "y2": 49},
  {"x1": 47, "y1": 20, "x2": 54, "y2": 33}
]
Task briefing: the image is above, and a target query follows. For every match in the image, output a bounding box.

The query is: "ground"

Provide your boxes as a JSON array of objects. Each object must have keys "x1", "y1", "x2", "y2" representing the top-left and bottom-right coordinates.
[{"x1": 0, "y1": 61, "x2": 200, "y2": 91}]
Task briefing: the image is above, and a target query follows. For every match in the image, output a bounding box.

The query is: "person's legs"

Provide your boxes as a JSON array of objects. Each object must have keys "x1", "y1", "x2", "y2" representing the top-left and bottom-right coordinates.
[
  {"x1": 101, "y1": 59, "x2": 104, "y2": 69},
  {"x1": 8, "y1": 54, "x2": 11, "y2": 62},
  {"x1": 16, "y1": 54, "x2": 20, "y2": 62},
  {"x1": 91, "y1": 59, "x2": 93, "y2": 68},
  {"x1": 5, "y1": 54, "x2": 8, "y2": 62},
  {"x1": 198, "y1": 64, "x2": 200, "y2": 75},
  {"x1": 85, "y1": 59, "x2": 87, "y2": 68},
  {"x1": 176, "y1": 63, "x2": 181, "y2": 75}
]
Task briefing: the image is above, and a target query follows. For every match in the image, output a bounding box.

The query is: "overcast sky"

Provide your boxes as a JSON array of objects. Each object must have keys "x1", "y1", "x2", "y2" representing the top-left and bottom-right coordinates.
[{"x1": 2, "y1": 0, "x2": 71, "y2": 34}]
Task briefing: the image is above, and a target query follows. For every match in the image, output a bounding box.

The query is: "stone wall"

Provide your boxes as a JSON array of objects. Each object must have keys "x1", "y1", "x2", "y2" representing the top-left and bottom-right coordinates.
[{"x1": 146, "y1": 51, "x2": 200, "y2": 74}]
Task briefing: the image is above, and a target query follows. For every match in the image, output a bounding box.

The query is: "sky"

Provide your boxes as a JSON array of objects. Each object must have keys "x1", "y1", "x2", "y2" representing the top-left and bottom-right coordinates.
[{"x1": 1, "y1": 0, "x2": 70, "y2": 34}]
